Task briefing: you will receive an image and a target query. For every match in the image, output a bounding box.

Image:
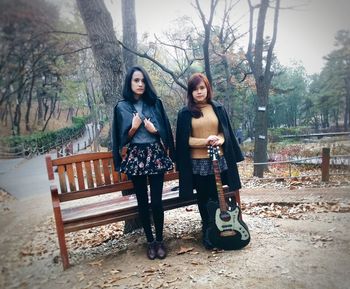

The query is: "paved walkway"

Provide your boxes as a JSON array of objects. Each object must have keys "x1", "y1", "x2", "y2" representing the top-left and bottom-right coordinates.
[{"x1": 0, "y1": 124, "x2": 95, "y2": 200}]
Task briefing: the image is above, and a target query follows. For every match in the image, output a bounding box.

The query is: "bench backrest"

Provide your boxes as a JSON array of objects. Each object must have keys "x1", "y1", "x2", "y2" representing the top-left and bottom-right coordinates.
[{"x1": 46, "y1": 152, "x2": 178, "y2": 203}]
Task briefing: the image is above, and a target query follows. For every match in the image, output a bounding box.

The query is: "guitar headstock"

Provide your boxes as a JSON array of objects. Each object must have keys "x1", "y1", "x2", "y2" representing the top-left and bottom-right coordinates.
[{"x1": 208, "y1": 145, "x2": 220, "y2": 161}]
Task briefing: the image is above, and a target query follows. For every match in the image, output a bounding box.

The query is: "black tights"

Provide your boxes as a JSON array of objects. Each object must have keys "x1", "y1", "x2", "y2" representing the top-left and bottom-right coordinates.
[
  {"x1": 193, "y1": 170, "x2": 229, "y2": 228},
  {"x1": 131, "y1": 173, "x2": 164, "y2": 243}
]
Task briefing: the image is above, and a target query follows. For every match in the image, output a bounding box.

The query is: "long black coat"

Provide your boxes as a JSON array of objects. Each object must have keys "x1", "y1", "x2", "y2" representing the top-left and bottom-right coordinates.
[
  {"x1": 176, "y1": 100, "x2": 244, "y2": 200},
  {"x1": 112, "y1": 98, "x2": 175, "y2": 171}
]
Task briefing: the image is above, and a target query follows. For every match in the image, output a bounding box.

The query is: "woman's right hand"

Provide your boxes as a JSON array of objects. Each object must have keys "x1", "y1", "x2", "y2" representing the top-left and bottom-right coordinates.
[
  {"x1": 206, "y1": 135, "x2": 220, "y2": 146},
  {"x1": 131, "y1": 113, "x2": 142, "y2": 130}
]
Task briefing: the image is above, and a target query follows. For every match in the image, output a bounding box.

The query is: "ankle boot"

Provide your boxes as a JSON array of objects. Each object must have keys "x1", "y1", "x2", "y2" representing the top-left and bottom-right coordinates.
[
  {"x1": 202, "y1": 224, "x2": 214, "y2": 250},
  {"x1": 147, "y1": 241, "x2": 157, "y2": 260},
  {"x1": 155, "y1": 241, "x2": 167, "y2": 259}
]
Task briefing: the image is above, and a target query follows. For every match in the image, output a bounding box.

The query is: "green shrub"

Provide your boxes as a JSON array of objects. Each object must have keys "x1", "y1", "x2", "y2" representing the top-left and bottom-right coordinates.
[
  {"x1": 268, "y1": 126, "x2": 309, "y2": 142},
  {"x1": 2, "y1": 115, "x2": 90, "y2": 155}
]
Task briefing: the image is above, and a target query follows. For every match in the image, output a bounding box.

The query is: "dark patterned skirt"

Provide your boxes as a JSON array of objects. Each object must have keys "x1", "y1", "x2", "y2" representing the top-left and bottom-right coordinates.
[
  {"x1": 192, "y1": 156, "x2": 228, "y2": 176},
  {"x1": 120, "y1": 142, "x2": 173, "y2": 176}
]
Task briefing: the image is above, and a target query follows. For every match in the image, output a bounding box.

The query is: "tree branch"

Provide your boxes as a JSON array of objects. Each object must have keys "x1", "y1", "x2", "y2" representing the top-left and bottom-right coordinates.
[
  {"x1": 117, "y1": 40, "x2": 187, "y2": 90},
  {"x1": 55, "y1": 46, "x2": 92, "y2": 57},
  {"x1": 265, "y1": 0, "x2": 280, "y2": 80}
]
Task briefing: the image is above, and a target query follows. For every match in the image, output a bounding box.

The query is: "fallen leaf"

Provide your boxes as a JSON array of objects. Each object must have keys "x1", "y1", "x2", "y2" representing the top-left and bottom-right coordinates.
[
  {"x1": 176, "y1": 246, "x2": 194, "y2": 255},
  {"x1": 88, "y1": 260, "x2": 103, "y2": 267},
  {"x1": 143, "y1": 267, "x2": 156, "y2": 273}
]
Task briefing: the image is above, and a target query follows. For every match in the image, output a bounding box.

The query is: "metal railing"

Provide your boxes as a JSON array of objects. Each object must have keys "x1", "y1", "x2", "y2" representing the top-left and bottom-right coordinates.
[{"x1": 238, "y1": 148, "x2": 350, "y2": 182}]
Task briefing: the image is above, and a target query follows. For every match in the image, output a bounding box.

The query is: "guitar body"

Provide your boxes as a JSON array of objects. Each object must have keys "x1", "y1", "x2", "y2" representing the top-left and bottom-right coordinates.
[
  {"x1": 205, "y1": 146, "x2": 251, "y2": 250},
  {"x1": 206, "y1": 195, "x2": 250, "y2": 250}
]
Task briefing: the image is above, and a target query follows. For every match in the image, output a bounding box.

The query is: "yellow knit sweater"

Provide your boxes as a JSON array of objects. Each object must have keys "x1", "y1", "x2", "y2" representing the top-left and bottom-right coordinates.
[{"x1": 189, "y1": 103, "x2": 225, "y2": 159}]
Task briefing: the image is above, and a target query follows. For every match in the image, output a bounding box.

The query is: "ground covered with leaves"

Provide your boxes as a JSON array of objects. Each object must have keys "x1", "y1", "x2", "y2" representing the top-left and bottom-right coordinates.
[
  {"x1": 1, "y1": 183, "x2": 350, "y2": 289},
  {"x1": 0, "y1": 138, "x2": 349, "y2": 288}
]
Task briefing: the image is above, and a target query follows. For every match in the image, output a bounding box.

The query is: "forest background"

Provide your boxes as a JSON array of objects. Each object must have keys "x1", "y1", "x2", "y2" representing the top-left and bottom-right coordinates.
[{"x1": 0, "y1": 0, "x2": 349, "y2": 177}]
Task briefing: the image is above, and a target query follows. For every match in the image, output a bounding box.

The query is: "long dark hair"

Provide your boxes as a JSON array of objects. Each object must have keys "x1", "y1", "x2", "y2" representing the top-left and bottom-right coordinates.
[
  {"x1": 122, "y1": 66, "x2": 158, "y2": 105},
  {"x1": 187, "y1": 73, "x2": 213, "y2": 118}
]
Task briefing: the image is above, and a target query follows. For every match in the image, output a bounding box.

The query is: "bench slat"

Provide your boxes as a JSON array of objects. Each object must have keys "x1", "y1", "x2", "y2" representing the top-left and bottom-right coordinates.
[
  {"x1": 58, "y1": 182, "x2": 135, "y2": 202},
  {"x1": 66, "y1": 164, "x2": 76, "y2": 192},
  {"x1": 93, "y1": 159, "x2": 103, "y2": 186},
  {"x1": 62, "y1": 195, "x2": 137, "y2": 222},
  {"x1": 52, "y1": 152, "x2": 113, "y2": 166},
  {"x1": 102, "y1": 159, "x2": 111, "y2": 185},
  {"x1": 111, "y1": 162, "x2": 119, "y2": 183},
  {"x1": 84, "y1": 160, "x2": 94, "y2": 188},
  {"x1": 76, "y1": 162, "x2": 85, "y2": 190},
  {"x1": 58, "y1": 165, "x2": 67, "y2": 193}
]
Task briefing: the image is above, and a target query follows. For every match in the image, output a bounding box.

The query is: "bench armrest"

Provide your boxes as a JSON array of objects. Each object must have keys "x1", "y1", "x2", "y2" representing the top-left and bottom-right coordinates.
[{"x1": 50, "y1": 184, "x2": 61, "y2": 209}]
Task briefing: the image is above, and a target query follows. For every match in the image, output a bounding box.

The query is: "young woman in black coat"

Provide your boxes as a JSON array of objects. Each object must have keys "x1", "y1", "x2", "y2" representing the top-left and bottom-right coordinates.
[
  {"x1": 176, "y1": 73, "x2": 244, "y2": 249},
  {"x1": 112, "y1": 66, "x2": 175, "y2": 259}
]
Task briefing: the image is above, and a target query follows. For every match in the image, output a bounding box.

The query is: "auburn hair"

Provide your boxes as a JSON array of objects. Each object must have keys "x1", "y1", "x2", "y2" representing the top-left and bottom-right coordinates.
[{"x1": 187, "y1": 73, "x2": 213, "y2": 118}]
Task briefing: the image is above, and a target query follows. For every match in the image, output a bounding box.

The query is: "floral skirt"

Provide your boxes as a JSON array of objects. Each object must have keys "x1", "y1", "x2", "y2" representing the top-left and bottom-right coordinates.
[{"x1": 120, "y1": 142, "x2": 173, "y2": 176}]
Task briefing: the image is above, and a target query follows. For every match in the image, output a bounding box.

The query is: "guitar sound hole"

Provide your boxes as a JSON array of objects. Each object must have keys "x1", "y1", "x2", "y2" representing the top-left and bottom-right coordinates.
[{"x1": 220, "y1": 212, "x2": 231, "y2": 222}]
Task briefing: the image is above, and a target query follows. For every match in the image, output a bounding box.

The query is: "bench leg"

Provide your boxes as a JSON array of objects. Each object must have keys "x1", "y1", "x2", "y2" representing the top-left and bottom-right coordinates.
[
  {"x1": 52, "y1": 207, "x2": 70, "y2": 270},
  {"x1": 234, "y1": 190, "x2": 243, "y2": 221}
]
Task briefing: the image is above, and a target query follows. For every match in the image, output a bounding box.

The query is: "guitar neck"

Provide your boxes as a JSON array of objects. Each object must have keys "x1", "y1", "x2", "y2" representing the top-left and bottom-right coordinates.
[{"x1": 212, "y1": 159, "x2": 227, "y2": 212}]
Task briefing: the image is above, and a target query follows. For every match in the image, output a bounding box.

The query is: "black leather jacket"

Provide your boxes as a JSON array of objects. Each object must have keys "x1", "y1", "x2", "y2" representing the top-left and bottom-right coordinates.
[{"x1": 112, "y1": 98, "x2": 175, "y2": 171}]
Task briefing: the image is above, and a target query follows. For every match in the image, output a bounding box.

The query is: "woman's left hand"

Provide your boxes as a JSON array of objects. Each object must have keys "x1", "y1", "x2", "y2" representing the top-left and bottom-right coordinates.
[{"x1": 144, "y1": 118, "x2": 158, "y2": 134}]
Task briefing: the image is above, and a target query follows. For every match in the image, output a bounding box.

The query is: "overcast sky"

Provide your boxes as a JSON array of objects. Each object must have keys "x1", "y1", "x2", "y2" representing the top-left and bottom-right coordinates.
[{"x1": 105, "y1": 0, "x2": 350, "y2": 75}]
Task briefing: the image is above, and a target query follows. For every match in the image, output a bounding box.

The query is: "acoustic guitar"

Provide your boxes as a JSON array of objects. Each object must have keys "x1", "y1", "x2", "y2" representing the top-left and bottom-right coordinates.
[{"x1": 206, "y1": 145, "x2": 250, "y2": 250}]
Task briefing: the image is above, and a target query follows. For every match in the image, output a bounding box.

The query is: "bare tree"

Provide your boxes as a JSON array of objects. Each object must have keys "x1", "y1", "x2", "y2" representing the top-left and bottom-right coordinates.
[
  {"x1": 76, "y1": 0, "x2": 124, "y2": 123},
  {"x1": 246, "y1": 0, "x2": 280, "y2": 177},
  {"x1": 211, "y1": 0, "x2": 243, "y2": 122},
  {"x1": 195, "y1": 0, "x2": 219, "y2": 85},
  {"x1": 122, "y1": 0, "x2": 137, "y2": 70}
]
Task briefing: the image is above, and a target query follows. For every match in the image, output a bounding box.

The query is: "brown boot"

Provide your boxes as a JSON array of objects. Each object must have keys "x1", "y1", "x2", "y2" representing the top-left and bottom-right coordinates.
[
  {"x1": 147, "y1": 241, "x2": 156, "y2": 260},
  {"x1": 155, "y1": 241, "x2": 167, "y2": 259}
]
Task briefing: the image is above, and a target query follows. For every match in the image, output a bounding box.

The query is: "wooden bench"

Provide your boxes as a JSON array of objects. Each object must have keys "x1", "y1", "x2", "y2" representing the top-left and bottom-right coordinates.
[{"x1": 45, "y1": 151, "x2": 241, "y2": 270}]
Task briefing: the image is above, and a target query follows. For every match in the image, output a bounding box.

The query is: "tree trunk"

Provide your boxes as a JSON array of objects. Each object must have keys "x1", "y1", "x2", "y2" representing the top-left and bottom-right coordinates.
[
  {"x1": 25, "y1": 74, "x2": 36, "y2": 132},
  {"x1": 203, "y1": 24, "x2": 212, "y2": 85},
  {"x1": 13, "y1": 101, "x2": 21, "y2": 136},
  {"x1": 122, "y1": 0, "x2": 137, "y2": 71},
  {"x1": 37, "y1": 89, "x2": 44, "y2": 126},
  {"x1": 7, "y1": 101, "x2": 13, "y2": 129},
  {"x1": 246, "y1": 0, "x2": 280, "y2": 177},
  {"x1": 76, "y1": 0, "x2": 141, "y2": 232},
  {"x1": 42, "y1": 93, "x2": 58, "y2": 132},
  {"x1": 66, "y1": 107, "x2": 73, "y2": 122},
  {"x1": 120, "y1": 0, "x2": 142, "y2": 233},
  {"x1": 344, "y1": 77, "x2": 350, "y2": 131},
  {"x1": 253, "y1": 82, "x2": 269, "y2": 177},
  {"x1": 76, "y1": 0, "x2": 124, "y2": 125},
  {"x1": 43, "y1": 98, "x2": 49, "y2": 121}
]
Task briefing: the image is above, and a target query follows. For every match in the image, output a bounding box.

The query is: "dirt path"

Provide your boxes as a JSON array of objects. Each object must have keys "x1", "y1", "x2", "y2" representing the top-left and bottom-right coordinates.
[{"x1": 1, "y1": 187, "x2": 350, "y2": 289}]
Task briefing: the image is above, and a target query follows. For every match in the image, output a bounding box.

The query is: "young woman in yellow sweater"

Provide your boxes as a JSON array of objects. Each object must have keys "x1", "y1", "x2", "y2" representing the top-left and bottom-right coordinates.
[{"x1": 176, "y1": 73, "x2": 244, "y2": 249}]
